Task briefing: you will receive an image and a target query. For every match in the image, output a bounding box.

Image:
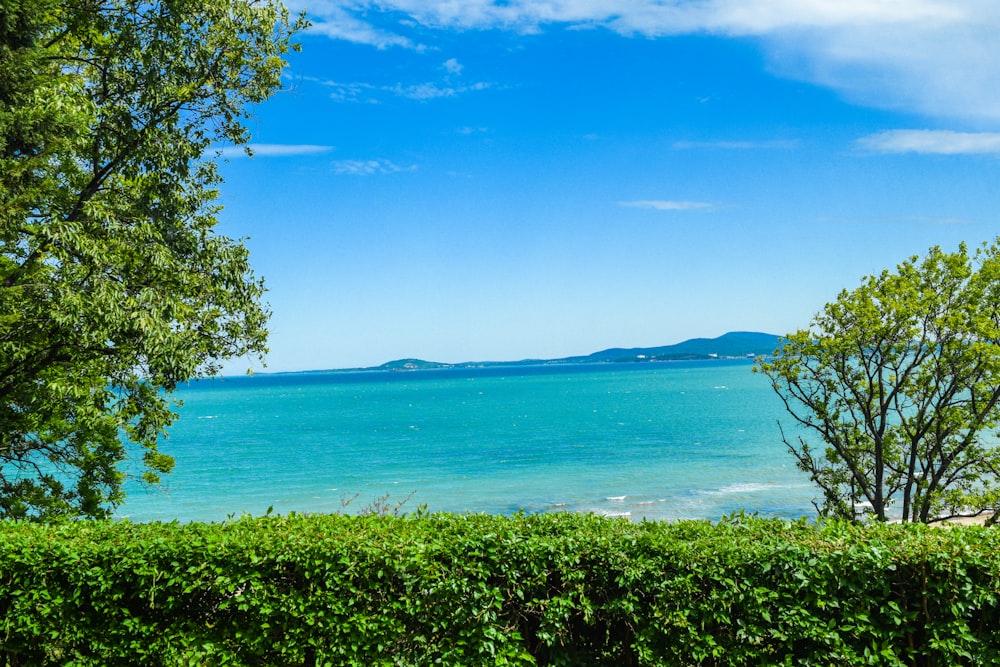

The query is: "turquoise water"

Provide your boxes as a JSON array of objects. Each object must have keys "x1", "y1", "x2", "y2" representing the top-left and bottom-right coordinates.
[{"x1": 118, "y1": 360, "x2": 817, "y2": 523}]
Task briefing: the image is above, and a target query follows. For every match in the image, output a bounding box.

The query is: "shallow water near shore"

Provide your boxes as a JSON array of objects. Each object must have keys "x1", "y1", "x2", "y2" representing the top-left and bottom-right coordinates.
[{"x1": 118, "y1": 359, "x2": 817, "y2": 523}]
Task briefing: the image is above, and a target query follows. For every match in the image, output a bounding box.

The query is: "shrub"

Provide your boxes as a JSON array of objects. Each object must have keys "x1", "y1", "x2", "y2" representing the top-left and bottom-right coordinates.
[{"x1": 1, "y1": 513, "x2": 998, "y2": 666}]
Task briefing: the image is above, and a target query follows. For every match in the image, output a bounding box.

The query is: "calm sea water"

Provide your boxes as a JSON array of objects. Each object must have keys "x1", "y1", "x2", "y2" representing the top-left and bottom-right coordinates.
[{"x1": 118, "y1": 359, "x2": 818, "y2": 523}]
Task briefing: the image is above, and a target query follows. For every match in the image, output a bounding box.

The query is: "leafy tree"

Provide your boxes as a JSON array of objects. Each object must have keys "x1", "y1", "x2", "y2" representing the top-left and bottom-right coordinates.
[
  {"x1": 756, "y1": 242, "x2": 1000, "y2": 524},
  {"x1": 0, "y1": 0, "x2": 303, "y2": 519}
]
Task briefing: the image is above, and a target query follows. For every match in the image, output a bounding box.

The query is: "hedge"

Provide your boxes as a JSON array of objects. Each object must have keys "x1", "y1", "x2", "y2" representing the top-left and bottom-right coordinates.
[{"x1": 1, "y1": 513, "x2": 999, "y2": 666}]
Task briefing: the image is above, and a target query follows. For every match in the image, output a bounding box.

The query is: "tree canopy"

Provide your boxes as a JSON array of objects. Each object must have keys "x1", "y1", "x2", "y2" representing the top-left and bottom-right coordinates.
[
  {"x1": 0, "y1": 0, "x2": 302, "y2": 519},
  {"x1": 756, "y1": 242, "x2": 1000, "y2": 524}
]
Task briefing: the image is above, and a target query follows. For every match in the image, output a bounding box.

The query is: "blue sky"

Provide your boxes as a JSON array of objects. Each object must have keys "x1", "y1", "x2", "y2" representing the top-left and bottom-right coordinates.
[{"x1": 216, "y1": 1, "x2": 1000, "y2": 373}]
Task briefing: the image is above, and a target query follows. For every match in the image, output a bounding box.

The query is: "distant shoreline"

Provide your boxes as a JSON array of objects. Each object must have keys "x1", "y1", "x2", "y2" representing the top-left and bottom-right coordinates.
[
  {"x1": 262, "y1": 330, "x2": 781, "y2": 376},
  {"x1": 240, "y1": 356, "x2": 760, "y2": 382}
]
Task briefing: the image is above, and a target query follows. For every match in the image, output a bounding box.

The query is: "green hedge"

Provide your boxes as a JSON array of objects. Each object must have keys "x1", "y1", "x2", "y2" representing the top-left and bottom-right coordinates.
[{"x1": 1, "y1": 513, "x2": 999, "y2": 666}]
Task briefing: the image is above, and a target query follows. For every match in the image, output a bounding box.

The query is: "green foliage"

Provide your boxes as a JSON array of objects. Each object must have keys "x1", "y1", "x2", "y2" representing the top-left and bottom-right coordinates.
[
  {"x1": 756, "y1": 242, "x2": 1000, "y2": 523},
  {"x1": 0, "y1": 513, "x2": 999, "y2": 666},
  {"x1": 0, "y1": 0, "x2": 304, "y2": 519}
]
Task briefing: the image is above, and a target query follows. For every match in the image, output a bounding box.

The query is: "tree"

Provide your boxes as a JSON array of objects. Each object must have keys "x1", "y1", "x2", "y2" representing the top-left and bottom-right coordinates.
[
  {"x1": 0, "y1": 0, "x2": 303, "y2": 519},
  {"x1": 755, "y1": 242, "x2": 1000, "y2": 524}
]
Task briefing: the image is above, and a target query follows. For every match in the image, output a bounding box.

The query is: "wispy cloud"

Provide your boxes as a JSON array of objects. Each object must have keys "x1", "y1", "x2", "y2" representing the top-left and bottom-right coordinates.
[
  {"x1": 319, "y1": 80, "x2": 380, "y2": 104},
  {"x1": 219, "y1": 144, "x2": 335, "y2": 158},
  {"x1": 856, "y1": 130, "x2": 1000, "y2": 155},
  {"x1": 298, "y1": 1, "x2": 1000, "y2": 124},
  {"x1": 287, "y1": 2, "x2": 423, "y2": 50},
  {"x1": 318, "y1": 78, "x2": 491, "y2": 103},
  {"x1": 296, "y1": 2, "x2": 958, "y2": 39},
  {"x1": 392, "y1": 81, "x2": 492, "y2": 100},
  {"x1": 619, "y1": 200, "x2": 716, "y2": 211},
  {"x1": 332, "y1": 159, "x2": 418, "y2": 175},
  {"x1": 673, "y1": 139, "x2": 799, "y2": 150}
]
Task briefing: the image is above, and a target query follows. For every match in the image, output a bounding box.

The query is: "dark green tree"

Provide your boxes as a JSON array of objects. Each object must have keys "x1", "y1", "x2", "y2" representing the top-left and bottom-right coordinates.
[
  {"x1": 0, "y1": 0, "x2": 303, "y2": 519},
  {"x1": 756, "y1": 242, "x2": 1000, "y2": 524}
]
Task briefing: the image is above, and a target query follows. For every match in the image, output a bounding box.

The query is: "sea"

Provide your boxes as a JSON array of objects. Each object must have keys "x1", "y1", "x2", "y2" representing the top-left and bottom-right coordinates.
[{"x1": 117, "y1": 359, "x2": 818, "y2": 523}]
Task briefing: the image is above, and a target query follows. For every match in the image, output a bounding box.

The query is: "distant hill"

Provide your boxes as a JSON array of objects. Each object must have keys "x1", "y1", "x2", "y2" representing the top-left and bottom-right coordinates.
[
  {"x1": 373, "y1": 331, "x2": 780, "y2": 371},
  {"x1": 376, "y1": 358, "x2": 453, "y2": 371},
  {"x1": 569, "y1": 331, "x2": 781, "y2": 363}
]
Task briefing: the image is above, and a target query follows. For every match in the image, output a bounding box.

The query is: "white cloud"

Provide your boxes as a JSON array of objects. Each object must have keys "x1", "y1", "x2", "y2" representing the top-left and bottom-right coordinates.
[
  {"x1": 300, "y1": 1, "x2": 1000, "y2": 124},
  {"x1": 856, "y1": 130, "x2": 1000, "y2": 154},
  {"x1": 286, "y1": 1, "x2": 422, "y2": 49},
  {"x1": 620, "y1": 0, "x2": 960, "y2": 34},
  {"x1": 305, "y1": 0, "x2": 958, "y2": 34},
  {"x1": 392, "y1": 82, "x2": 457, "y2": 100},
  {"x1": 322, "y1": 80, "x2": 380, "y2": 103},
  {"x1": 392, "y1": 81, "x2": 492, "y2": 100},
  {"x1": 443, "y1": 57, "x2": 463, "y2": 75},
  {"x1": 619, "y1": 200, "x2": 716, "y2": 211},
  {"x1": 219, "y1": 144, "x2": 335, "y2": 158},
  {"x1": 318, "y1": 78, "x2": 491, "y2": 103},
  {"x1": 332, "y1": 159, "x2": 418, "y2": 175}
]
